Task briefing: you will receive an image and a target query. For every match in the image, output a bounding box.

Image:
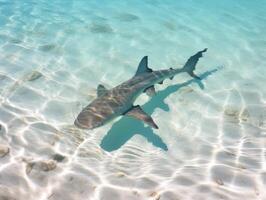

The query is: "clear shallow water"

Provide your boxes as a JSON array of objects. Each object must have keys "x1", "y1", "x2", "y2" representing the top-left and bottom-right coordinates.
[{"x1": 0, "y1": 0, "x2": 266, "y2": 199}]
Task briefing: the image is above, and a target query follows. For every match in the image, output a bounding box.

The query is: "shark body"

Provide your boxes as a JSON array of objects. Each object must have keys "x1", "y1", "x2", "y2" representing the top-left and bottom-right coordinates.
[{"x1": 74, "y1": 48, "x2": 207, "y2": 130}]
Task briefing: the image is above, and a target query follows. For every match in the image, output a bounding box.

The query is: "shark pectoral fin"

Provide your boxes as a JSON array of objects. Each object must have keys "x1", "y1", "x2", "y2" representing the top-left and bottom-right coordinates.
[
  {"x1": 97, "y1": 84, "x2": 108, "y2": 97},
  {"x1": 124, "y1": 105, "x2": 159, "y2": 129},
  {"x1": 144, "y1": 86, "x2": 156, "y2": 97},
  {"x1": 134, "y1": 56, "x2": 153, "y2": 76}
]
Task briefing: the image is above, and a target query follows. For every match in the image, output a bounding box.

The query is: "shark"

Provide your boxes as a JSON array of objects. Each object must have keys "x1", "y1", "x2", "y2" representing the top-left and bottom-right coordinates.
[{"x1": 74, "y1": 48, "x2": 207, "y2": 130}]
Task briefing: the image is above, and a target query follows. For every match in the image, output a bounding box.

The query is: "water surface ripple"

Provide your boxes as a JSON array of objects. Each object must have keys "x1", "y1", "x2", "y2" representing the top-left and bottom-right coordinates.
[{"x1": 0, "y1": 0, "x2": 266, "y2": 199}]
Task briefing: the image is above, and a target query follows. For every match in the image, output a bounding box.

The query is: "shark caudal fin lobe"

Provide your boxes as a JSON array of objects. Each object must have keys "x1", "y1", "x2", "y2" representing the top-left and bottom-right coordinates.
[
  {"x1": 124, "y1": 105, "x2": 159, "y2": 129},
  {"x1": 182, "y1": 48, "x2": 207, "y2": 79}
]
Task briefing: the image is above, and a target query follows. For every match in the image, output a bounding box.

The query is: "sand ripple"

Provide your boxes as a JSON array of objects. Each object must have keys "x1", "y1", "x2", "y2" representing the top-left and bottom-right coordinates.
[{"x1": 0, "y1": 0, "x2": 266, "y2": 199}]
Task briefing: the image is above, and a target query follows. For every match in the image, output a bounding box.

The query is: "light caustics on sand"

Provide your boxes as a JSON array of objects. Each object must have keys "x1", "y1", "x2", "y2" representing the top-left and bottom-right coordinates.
[{"x1": 0, "y1": 0, "x2": 266, "y2": 200}]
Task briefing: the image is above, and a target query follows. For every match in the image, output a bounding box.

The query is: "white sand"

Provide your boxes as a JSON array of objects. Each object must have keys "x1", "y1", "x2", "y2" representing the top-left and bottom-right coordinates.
[{"x1": 0, "y1": 0, "x2": 266, "y2": 199}]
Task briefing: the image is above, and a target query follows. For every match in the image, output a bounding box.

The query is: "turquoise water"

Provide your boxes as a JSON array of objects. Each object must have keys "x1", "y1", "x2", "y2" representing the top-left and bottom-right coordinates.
[{"x1": 0, "y1": 0, "x2": 266, "y2": 199}]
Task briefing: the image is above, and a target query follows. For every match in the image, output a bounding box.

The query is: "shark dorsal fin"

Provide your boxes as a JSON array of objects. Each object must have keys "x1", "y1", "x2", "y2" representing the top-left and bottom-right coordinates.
[
  {"x1": 97, "y1": 84, "x2": 108, "y2": 97},
  {"x1": 124, "y1": 105, "x2": 158, "y2": 129},
  {"x1": 135, "y1": 56, "x2": 153, "y2": 76}
]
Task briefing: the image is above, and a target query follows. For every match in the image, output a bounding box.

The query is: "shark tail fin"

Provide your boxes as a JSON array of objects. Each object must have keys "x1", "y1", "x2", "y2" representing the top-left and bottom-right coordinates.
[{"x1": 181, "y1": 48, "x2": 207, "y2": 80}]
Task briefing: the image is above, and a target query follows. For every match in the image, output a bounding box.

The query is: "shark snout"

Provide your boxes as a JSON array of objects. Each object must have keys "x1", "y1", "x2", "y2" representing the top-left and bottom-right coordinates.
[
  {"x1": 74, "y1": 111, "x2": 104, "y2": 130},
  {"x1": 74, "y1": 118, "x2": 94, "y2": 129}
]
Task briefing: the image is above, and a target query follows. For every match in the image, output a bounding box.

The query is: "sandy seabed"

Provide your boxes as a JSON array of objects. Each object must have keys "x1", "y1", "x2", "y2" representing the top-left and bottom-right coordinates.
[{"x1": 0, "y1": 0, "x2": 266, "y2": 199}]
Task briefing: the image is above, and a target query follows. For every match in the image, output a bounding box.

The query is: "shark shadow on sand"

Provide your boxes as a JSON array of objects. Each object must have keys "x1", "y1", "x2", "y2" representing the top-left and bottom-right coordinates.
[{"x1": 100, "y1": 68, "x2": 220, "y2": 152}]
